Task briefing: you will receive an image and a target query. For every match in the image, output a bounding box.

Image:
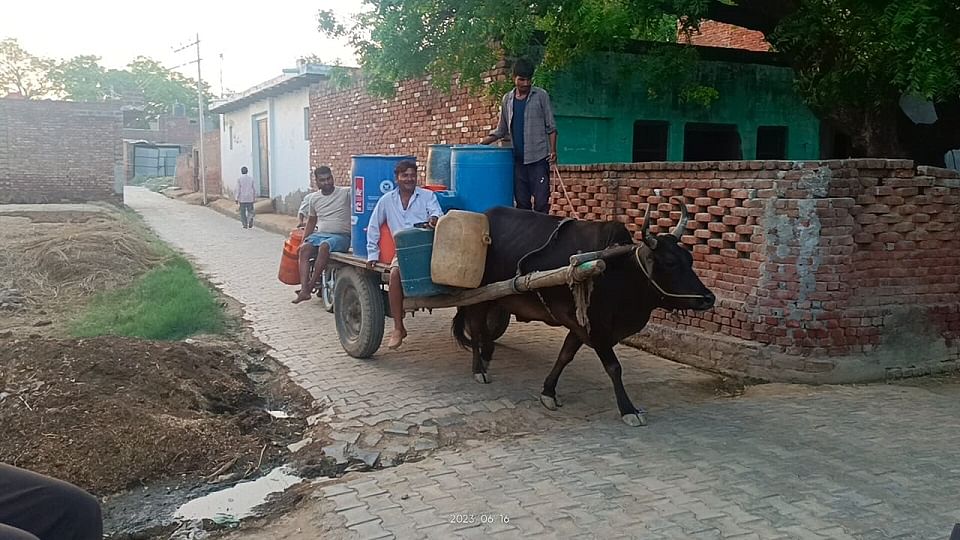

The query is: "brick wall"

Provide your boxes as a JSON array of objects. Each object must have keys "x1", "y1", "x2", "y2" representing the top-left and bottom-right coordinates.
[
  {"x1": 681, "y1": 20, "x2": 770, "y2": 52},
  {"x1": 122, "y1": 114, "x2": 199, "y2": 147},
  {"x1": 174, "y1": 131, "x2": 221, "y2": 196},
  {"x1": 309, "y1": 65, "x2": 509, "y2": 183},
  {"x1": 309, "y1": 71, "x2": 959, "y2": 383},
  {"x1": 0, "y1": 99, "x2": 122, "y2": 204},
  {"x1": 551, "y1": 160, "x2": 960, "y2": 382}
]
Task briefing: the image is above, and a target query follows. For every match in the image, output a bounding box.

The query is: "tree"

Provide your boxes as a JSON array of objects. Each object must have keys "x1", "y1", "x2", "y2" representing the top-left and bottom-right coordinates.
[
  {"x1": 320, "y1": 0, "x2": 960, "y2": 162},
  {"x1": 0, "y1": 38, "x2": 59, "y2": 98},
  {"x1": 50, "y1": 55, "x2": 107, "y2": 101},
  {"x1": 125, "y1": 57, "x2": 211, "y2": 121},
  {"x1": 24, "y1": 46, "x2": 213, "y2": 122},
  {"x1": 767, "y1": 0, "x2": 960, "y2": 159}
]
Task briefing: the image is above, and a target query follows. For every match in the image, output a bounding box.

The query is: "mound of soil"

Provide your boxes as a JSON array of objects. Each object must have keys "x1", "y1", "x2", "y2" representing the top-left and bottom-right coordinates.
[{"x1": 0, "y1": 336, "x2": 310, "y2": 496}]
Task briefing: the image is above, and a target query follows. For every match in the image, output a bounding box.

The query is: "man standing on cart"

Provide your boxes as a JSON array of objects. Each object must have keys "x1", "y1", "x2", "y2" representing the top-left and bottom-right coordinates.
[{"x1": 365, "y1": 160, "x2": 444, "y2": 349}]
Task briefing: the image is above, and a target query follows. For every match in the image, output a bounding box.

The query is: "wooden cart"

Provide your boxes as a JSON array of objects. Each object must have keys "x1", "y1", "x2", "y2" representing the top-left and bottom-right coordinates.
[{"x1": 320, "y1": 251, "x2": 610, "y2": 358}]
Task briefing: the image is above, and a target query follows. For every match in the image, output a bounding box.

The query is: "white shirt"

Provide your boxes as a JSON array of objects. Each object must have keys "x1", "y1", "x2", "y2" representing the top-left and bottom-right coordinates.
[{"x1": 366, "y1": 187, "x2": 443, "y2": 262}]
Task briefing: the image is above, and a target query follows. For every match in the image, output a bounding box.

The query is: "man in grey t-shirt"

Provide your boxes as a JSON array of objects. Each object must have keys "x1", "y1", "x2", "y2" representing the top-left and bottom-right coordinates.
[
  {"x1": 293, "y1": 166, "x2": 351, "y2": 304},
  {"x1": 481, "y1": 58, "x2": 558, "y2": 213}
]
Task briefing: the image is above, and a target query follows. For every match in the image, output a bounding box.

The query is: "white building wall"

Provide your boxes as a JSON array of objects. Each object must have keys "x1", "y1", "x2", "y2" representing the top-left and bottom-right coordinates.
[
  {"x1": 220, "y1": 105, "x2": 254, "y2": 199},
  {"x1": 217, "y1": 87, "x2": 311, "y2": 213},
  {"x1": 270, "y1": 87, "x2": 312, "y2": 212}
]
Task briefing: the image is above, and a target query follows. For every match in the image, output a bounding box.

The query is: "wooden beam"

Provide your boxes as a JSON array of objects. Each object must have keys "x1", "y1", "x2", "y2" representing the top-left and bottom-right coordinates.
[{"x1": 404, "y1": 259, "x2": 606, "y2": 310}]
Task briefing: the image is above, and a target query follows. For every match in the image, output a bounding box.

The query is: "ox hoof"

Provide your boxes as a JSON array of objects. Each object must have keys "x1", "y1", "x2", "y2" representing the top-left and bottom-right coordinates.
[
  {"x1": 539, "y1": 394, "x2": 562, "y2": 411},
  {"x1": 474, "y1": 373, "x2": 491, "y2": 384},
  {"x1": 621, "y1": 412, "x2": 648, "y2": 427}
]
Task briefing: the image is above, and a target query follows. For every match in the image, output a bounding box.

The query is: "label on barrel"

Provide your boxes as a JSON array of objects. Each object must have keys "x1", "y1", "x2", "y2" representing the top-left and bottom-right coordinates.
[{"x1": 354, "y1": 176, "x2": 364, "y2": 213}]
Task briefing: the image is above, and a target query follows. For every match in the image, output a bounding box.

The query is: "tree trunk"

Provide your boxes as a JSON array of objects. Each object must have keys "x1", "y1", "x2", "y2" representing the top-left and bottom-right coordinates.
[{"x1": 822, "y1": 101, "x2": 909, "y2": 159}]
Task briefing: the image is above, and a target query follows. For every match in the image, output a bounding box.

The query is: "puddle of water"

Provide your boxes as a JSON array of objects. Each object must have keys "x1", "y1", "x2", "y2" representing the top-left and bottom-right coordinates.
[{"x1": 174, "y1": 466, "x2": 303, "y2": 523}]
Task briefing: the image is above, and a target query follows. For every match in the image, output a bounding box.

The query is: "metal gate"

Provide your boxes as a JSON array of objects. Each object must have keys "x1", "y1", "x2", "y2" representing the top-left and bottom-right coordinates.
[{"x1": 134, "y1": 144, "x2": 180, "y2": 177}]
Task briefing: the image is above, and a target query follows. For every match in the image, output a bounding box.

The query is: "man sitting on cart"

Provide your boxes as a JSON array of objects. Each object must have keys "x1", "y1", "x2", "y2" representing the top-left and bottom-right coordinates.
[
  {"x1": 293, "y1": 166, "x2": 352, "y2": 304},
  {"x1": 365, "y1": 160, "x2": 444, "y2": 349}
]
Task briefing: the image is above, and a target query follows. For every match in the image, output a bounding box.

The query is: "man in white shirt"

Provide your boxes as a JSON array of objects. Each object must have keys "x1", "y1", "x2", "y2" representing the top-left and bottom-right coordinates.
[
  {"x1": 365, "y1": 160, "x2": 443, "y2": 349},
  {"x1": 235, "y1": 167, "x2": 257, "y2": 228},
  {"x1": 292, "y1": 166, "x2": 351, "y2": 304}
]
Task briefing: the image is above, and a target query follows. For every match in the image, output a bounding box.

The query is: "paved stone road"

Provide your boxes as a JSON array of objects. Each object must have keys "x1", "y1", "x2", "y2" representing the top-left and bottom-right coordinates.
[{"x1": 126, "y1": 188, "x2": 960, "y2": 539}]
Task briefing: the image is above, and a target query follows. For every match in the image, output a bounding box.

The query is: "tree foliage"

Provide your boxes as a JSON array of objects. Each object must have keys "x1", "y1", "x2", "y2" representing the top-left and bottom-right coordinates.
[
  {"x1": 320, "y1": 0, "x2": 960, "y2": 159},
  {"x1": 0, "y1": 38, "x2": 58, "y2": 98},
  {"x1": 319, "y1": 0, "x2": 677, "y2": 96},
  {"x1": 771, "y1": 0, "x2": 960, "y2": 110},
  {"x1": 1, "y1": 38, "x2": 211, "y2": 121}
]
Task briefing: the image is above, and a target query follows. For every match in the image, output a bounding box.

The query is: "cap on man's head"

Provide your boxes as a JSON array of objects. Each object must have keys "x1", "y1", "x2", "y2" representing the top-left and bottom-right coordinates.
[
  {"x1": 512, "y1": 58, "x2": 535, "y2": 79},
  {"x1": 241, "y1": 166, "x2": 248, "y2": 174}
]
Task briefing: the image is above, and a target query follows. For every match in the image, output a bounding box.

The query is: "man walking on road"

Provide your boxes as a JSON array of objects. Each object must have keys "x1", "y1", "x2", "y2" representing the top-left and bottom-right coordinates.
[
  {"x1": 235, "y1": 166, "x2": 257, "y2": 229},
  {"x1": 481, "y1": 58, "x2": 558, "y2": 213}
]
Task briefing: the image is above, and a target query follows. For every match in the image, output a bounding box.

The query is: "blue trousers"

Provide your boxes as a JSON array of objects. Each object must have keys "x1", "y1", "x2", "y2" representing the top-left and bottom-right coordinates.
[{"x1": 514, "y1": 158, "x2": 551, "y2": 213}]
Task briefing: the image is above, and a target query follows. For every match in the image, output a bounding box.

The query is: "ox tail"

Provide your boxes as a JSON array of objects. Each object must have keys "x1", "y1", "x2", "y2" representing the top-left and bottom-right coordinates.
[{"x1": 452, "y1": 308, "x2": 473, "y2": 350}]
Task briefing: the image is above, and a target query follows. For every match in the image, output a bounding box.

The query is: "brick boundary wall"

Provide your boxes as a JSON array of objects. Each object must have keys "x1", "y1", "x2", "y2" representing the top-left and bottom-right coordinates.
[
  {"x1": 175, "y1": 131, "x2": 222, "y2": 196},
  {"x1": 0, "y1": 99, "x2": 122, "y2": 204},
  {"x1": 550, "y1": 160, "x2": 960, "y2": 383},
  {"x1": 309, "y1": 72, "x2": 960, "y2": 383},
  {"x1": 309, "y1": 65, "x2": 509, "y2": 185}
]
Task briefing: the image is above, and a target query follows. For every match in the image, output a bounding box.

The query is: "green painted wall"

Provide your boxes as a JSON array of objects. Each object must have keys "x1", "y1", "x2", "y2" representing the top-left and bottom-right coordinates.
[{"x1": 549, "y1": 52, "x2": 820, "y2": 164}]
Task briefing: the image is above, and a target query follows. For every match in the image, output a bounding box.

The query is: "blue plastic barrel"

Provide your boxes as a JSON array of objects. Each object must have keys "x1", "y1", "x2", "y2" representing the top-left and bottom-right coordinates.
[
  {"x1": 434, "y1": 191, "x2": 462, "y2": 214},
  {"x1": 394, "y1": 228, "x2": 452, "y2": 297},
  {"x1": 450, "y1": 145, "x2": 514, "y2": 213},
  {"x1": 426, "y1": 144, "x2": 453, "y2": 188},
  {"x1": 350, "y1": 155, "x2": 415, "y2": 258}
]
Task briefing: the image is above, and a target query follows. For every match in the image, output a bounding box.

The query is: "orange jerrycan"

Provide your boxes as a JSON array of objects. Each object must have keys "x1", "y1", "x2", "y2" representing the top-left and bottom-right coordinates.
[
  {"x1": 278, "y1": 228, "x2": 305, "y2": 285},
  {"x1": 378, "y1": 221, "x2": 396, "y2": 264}
]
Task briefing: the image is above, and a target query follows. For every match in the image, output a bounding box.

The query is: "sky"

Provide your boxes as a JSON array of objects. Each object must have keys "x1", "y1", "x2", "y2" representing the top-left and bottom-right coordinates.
[{"x1": 1, "y1": 0, "x2": 365, "y2": 95}]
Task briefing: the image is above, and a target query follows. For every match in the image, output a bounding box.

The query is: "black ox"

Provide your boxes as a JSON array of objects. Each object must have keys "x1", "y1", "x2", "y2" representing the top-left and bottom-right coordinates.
[{"x1": 452, "y1": 200, "x2": 715, "y2": 426}]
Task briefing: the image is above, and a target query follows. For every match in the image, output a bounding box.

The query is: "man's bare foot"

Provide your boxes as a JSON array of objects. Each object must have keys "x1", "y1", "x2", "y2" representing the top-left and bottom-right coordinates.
[
  {"x1": 292, "y1": 291, "x2": 312, "y2": 304},
  {"x1": 387, "y1": 328, "x2": 407, "y2": 349}
]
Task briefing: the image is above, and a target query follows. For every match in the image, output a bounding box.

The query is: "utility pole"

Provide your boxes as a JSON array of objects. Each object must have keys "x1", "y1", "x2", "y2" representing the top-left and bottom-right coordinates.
[
  {"x1": 173, "y1": 34, "x2": 207, "y2": 205},
  {"x1": 219, "y1": 53, "x2": 224, "y2": 97}
]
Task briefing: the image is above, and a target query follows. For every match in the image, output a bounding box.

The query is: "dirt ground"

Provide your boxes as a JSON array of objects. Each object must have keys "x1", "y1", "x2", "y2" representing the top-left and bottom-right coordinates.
[
  {"x1": 0, "y1": 206, "x2": 320, "y2": 537},
  {"x1": 0, "y1": 336, "x2": 313, "y2": 493}
]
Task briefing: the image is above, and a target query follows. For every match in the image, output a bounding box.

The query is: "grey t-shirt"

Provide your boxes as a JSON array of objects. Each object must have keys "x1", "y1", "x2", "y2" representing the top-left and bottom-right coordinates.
[
  {"x1": 308, "y1": 187, "x2": 351, "y2": 236},
  {"x1": 298, "y1": 191, "x2": 316, "y2": 217}
]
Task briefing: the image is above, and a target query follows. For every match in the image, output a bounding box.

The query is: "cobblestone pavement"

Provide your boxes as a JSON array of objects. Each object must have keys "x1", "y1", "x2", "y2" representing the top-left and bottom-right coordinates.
[{"x1": 126, "y1": 188, "x2": 960, "y2": 539}]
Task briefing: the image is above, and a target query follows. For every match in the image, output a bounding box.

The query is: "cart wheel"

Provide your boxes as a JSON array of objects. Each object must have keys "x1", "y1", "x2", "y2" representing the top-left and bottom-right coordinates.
[
  {"x1": 334, "y1": 267, "x2": 385, "y2": 358},
  {"x1": 465, "y1": 305, "x2": 511, "y2": 342},
  {"x1": 319, "y1": 267, "x2": 336, "y2": 313},
  {"x1": 486, "y1": 305, "x2": 511, "y2": 342}
]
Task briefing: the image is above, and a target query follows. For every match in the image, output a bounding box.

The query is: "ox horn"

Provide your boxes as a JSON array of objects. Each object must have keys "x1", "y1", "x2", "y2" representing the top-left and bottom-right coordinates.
[
  {"x1": 670, "y1": 197, "x2": 689, "y2": 239},
  {"x1": 639, "y1": 203, "x2": 658, "y2": 249}
]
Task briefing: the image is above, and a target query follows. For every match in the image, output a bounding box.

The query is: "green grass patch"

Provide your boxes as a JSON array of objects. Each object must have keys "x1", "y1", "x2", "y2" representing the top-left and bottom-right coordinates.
[{"x1": 71, "y1": 256, "x2": 226, "y2": 340}]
